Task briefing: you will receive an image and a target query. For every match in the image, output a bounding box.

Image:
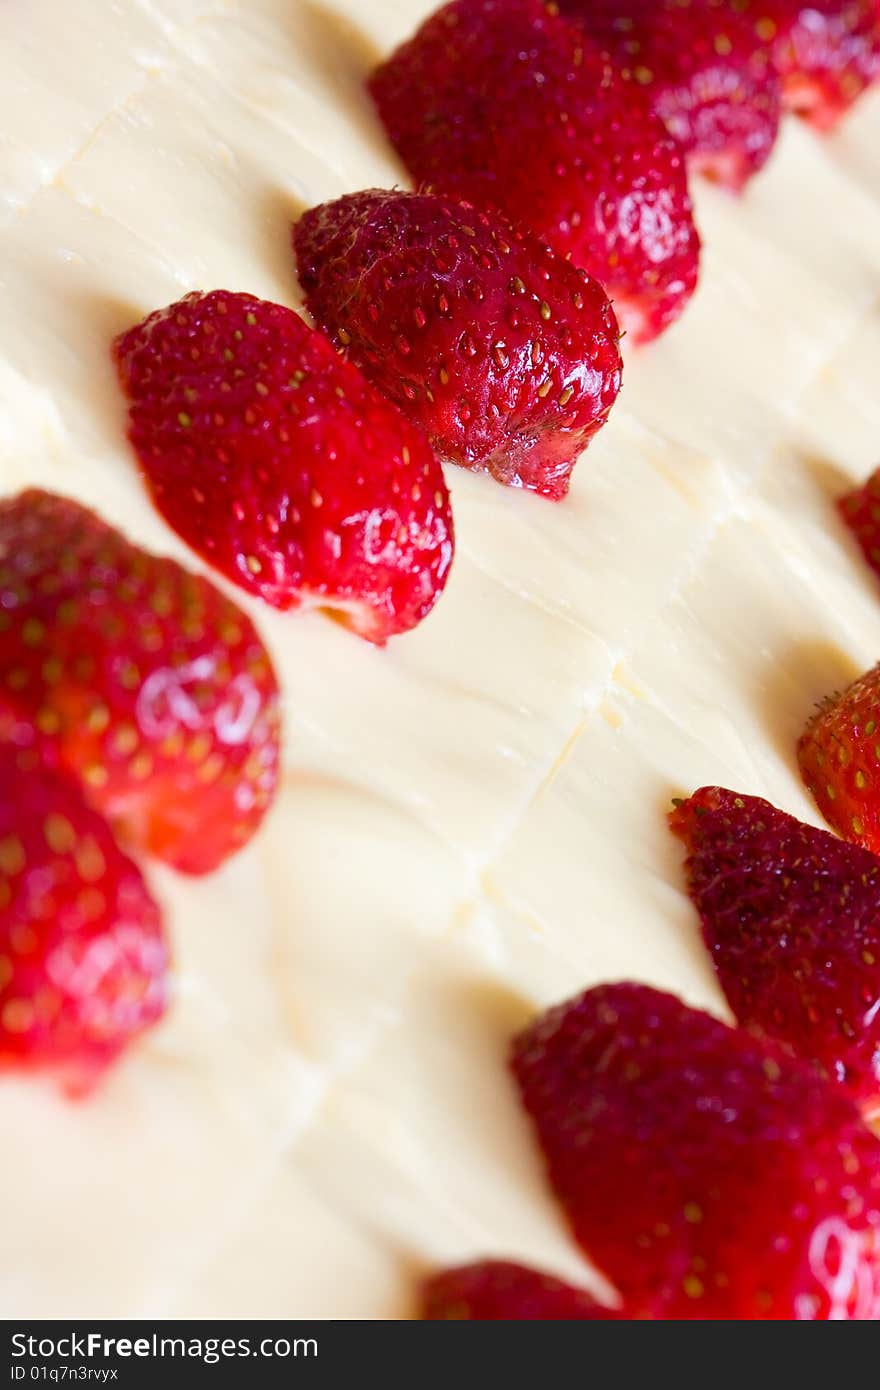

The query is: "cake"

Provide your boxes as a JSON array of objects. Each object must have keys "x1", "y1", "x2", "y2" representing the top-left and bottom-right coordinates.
[{"x1": 1, "y1": 0, "x2": 880, "y2": 1318}]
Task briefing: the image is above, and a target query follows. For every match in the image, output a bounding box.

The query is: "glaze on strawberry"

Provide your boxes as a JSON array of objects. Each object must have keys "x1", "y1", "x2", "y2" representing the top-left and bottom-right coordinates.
[
  {"x1": 0, "y1": 490, "x2": 281, "y2": 875},
  {"x1": 294, "y1": 190, "x2": 623, "y2": 499},
  {"x1": 0, "y1": 750, "x2": 168, "y2": 1090},
  {"x1": 512, "y1": 982, "x2": 880, "y2": 1318},
  {"x1": 369, "y1": 0, "x2": 701, "y2": 342},
  {"x1": 114, "y1": 291, "x2": 454, "y2": 643},
  {"x1": 670, "y1": 786, "x2": 880, "y2": 1111}
]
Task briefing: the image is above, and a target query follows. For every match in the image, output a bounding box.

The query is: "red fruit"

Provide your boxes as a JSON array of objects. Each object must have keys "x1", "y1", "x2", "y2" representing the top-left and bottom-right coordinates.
[
  {"x1": 368, "y1": 0, "x2": 701, "y2": 343},
  {"x1": 294, "y1": 190, "x2": 622, "y2": 500},
  {"x1": 798, "y1": 664, "x2": 880, "y2": 859},
  {"x1": 839, "y1": 466, "x2": 880, "y2": 581},
  {"x1": 0, "y1": 490, "x2": 280, "y2": 875},
  {"x1": 763, "y1": 0, "x2": 880, "y2": 128},
  {"x1": 558, "y1": 0, "x2": 782, "y2": 191},
  {"x1": 114, "y1": 291, "x2": 453, "y2": 643},
  {"x1": 0, "y1": 749, "x2": 168, "y2": 1089},
  {"x1": 512, "y1": 982, "x2": 880, "y2": 1319},
  {"x1": 669, "y1": 787, "x2": 880, "y2": 1111},
  {"x1": 422, "y1": 1261, "x2": 620, "y2": 1319}
]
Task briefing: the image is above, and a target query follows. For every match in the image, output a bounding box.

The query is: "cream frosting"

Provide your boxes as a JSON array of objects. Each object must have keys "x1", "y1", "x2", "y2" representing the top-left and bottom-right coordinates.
[{"x1": 1, "y1": 0, "x2": 880, "y2": 1319}]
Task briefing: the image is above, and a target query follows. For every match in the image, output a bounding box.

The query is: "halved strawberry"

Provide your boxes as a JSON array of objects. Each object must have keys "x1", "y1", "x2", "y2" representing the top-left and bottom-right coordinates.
[
  {"x1": 368, "y1": 0, "x2": 701, "y2": 342},
  {"x1": 114, "y1": 291, "x2": 454, "y2": 642},
  {"x1": 0, "y1": 748, "x2": 168, "y2": 1090},
  {"x1": 798, "y1": 664, "x2": 880, "y2": 858},
  {"x1": 764, "y1": 0, "x2": 880, "y2": 129},
  {"x1": 670, "y1": 786, "x2": 880, "y2": 1111},
  {"x1": 294, "y1": 190, "x2": 622, "y2": 500},
  {"x1": 512, "y1": 982, "x2": 880, "y2": 1318},
  {"x1": 839, "y1": 466, "x2": 880, "y2": 581},
  {"x1": 422, "y1": 1260, "x2": 620, "y2": 1319},
  {"x1": 558, "y1": 0, "x2": 782, "y2": 190},
  {"x1": 0, "y1": 489, "x2": 280, "y2": 875}
]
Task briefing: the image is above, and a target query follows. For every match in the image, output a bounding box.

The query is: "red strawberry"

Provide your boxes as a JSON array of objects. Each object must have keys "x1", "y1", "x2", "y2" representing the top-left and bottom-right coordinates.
[
  {"x1": 368, "y1": 0, "x2": 701, "y2": 343},
  {"x1": 0, "y1": 490, "x2": 280, "y2": 875},
  {"x1": 558, "y1": 0, "x2": 782, "y2": 191},
  {"x1": 512, "y1": 982, "x2": 880, "y2": 1319},
  {"x1": 294, "y1": 190, "x2": 622, "y2": 500},
  {"x1": 669, "y1": 787, "x2": 880, "y2": 1111},
  {"x1": 114, "y1": 291, "x2": 453, "y2": 643},
  {"x1": 761, "y1": 0, "x2": 880, "y2": 129},
  {"x1": 422, "y1": 1261, "x2": 620, "y2": 1319},
  {"x1": 798, "y1": 663, "x2": 880, "y2": 858},
  {"x1": 0, "y1": 749, "x2": 168, "y2": 1090},
  {"x1": 839, "y1": 466, "x2": 880, "y2": 580}
]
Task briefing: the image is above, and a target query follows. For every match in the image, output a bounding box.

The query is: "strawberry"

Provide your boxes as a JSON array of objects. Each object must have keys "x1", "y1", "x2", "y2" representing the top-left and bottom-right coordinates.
[
  {"x1": 293, "y1": 190, "x2": 623, "y2": 500},
  {"x1": 670, "y1": 787, "x2": 880, "y2": 1111},
  {"x1": 0, "y1": 749, "x2": 168, "y2": 1090},
  {"x1": 368, "y1": 0, "x2": 701, "y2": 343},
  {"x1": 839, "y1": 466, "x2": 880, "y2": 580},
  {"x1": 512, "y1": 982, "x2": 880, "y2": 1319},
  {"x1": 422, "y1": 1261, "x2": 620, "y2": 1319},
  {"x1": 798, "y1": 663, "x2": 880, "y2": 858},
  {"x1": 760, "y1": 0, "x2": 880, "y2": 129},
  {"x1": 114, "y1": 291, "x2": 453, "y2": 642},
  {"x1": 557, "y1": 0, "x2": 782, "y2": 191},
  {"x1": 0, "y1": 490, "x2": 280, "y2": 875}
]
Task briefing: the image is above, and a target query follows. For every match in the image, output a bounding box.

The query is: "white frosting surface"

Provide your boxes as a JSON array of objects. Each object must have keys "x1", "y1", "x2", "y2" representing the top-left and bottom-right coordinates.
[{"x1": 1, "y1": 0, "x2": 880, "y2": 1318}]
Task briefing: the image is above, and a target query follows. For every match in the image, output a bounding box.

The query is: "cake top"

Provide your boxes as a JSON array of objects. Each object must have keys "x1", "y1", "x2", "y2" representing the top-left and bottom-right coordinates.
[{"x1": 0, "y1": 0, "x2": 879, "y2": 1318}]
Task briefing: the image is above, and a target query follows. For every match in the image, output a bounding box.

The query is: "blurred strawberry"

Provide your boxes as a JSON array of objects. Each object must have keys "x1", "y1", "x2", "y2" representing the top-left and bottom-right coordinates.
[
  {"x1": 764, "y1": 0, "x2": 880, "y2": 128},
  {"x1": 512, "y1": 981, "x2": 880, "y2": 1318},
  {"x1": 0, "y1": 749, "x2": 168, "y2": 1090},
  {"x1": 0, "y1": 489, "x2": 280, "y2": 874},
  {"x1": 558, "y1": 0, "x2": 782, "y2": 190},
  {"x1": 422, "y1": 1260, "x2": 620, "y2": 1319}
]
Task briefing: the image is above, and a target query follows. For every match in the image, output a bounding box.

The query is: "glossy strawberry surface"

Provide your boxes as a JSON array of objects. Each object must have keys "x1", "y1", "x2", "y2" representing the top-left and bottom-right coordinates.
[
  {"x1": 369, "y1": 0, "x2": 701, "y2": 342},
  {"x1": 670, "y1": 786, "x2": 880, "y2": 1110},
  {"x1": 295, "y1": 190, "x2": 622, "y2": 499},
  {"x1": 115, "y1": 291, "x2": 454, "y2": 642}
]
